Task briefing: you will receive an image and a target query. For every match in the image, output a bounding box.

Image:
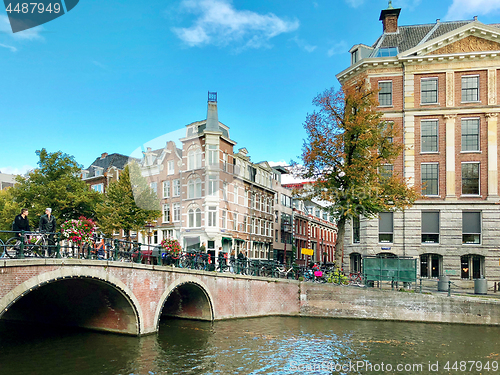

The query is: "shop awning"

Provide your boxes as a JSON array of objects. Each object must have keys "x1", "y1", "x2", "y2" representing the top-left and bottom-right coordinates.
[{"x1": 222, "y1": 237, "x2": 232, "y2": 242}]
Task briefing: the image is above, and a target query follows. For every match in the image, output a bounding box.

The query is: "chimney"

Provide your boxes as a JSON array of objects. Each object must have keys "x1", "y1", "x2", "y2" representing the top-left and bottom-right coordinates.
[
  {"x1": 100, "y1": 152, "x2": 108, "y2": 159},
  {"x1": 379, "y1": 1, "x2": 401, "y2": 33},
  {"x1": 206, "y1": 91, "x2": 219, "y2": 132}
]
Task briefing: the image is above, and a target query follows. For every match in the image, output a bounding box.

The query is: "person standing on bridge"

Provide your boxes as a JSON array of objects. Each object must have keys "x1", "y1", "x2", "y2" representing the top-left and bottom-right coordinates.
[
  {"x1": 12, "y1": 208, "x2": 30, "y2": 238},
  {"x1": 39, "y1": 208, "x2": 57, "y2": 256}
]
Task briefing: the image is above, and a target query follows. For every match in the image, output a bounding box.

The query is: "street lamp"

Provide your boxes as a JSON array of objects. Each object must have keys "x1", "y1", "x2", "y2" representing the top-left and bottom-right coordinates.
[{"x1": 145, "y1": 221, "x2": 154, "y2": 246}]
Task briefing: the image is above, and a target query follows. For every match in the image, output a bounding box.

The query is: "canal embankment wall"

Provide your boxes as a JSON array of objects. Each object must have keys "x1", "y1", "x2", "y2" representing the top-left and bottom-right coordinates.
[{"x1": 298, "y1": 282, "x2": 500, "y2": 325}]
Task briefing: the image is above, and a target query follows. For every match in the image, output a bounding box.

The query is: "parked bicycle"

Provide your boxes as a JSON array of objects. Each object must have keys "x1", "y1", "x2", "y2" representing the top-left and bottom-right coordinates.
[{"x1": 2, "y1": 231, "x2": 54, "y2": 258}]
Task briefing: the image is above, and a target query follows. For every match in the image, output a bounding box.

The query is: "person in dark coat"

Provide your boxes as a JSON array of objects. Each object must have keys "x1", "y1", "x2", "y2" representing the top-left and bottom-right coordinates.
[
  {"x1": 13, "y1": 208, "x2": 30, "y2": 237},
  {"x1": 39, "y1": 208, "x2": 56, "y2": 255}
]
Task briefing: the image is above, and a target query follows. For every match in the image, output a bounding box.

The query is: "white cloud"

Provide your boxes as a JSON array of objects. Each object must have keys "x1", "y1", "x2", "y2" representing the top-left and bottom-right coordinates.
[
  {"x1": 268, "y1": 160, "x2": 289, "y2": 167},
  {"x1": 0, "y1": 165, "x2": 34, "y2": 175},
  {"x1": 445, "y1": 0, "x2": 500, "y2": 21},
  {"x1": 173, "y1": 0, "x2": 299, "y2": 49},
  {"x1": 345, "y1": 0, "x2": 364, "y2": 8},
  {"x1": 290, "y1": 36, "x2": 317, "y2": 52},
  {"x1": 0, "y1": 15, "x2": 44, "y2": 45},
  {"x1": 0, "y1": 43, "x2": 17, "y2": 52},
  {"x1": 327, "y1": 40, "x2": 348, "y2": 56}
]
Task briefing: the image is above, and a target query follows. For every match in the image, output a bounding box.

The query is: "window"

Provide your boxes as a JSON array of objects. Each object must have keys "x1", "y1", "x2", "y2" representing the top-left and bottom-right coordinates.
[
  {"x1": 380, "y1": 164, "x2": 393, "y2": 179},
  {"x1": 94, "y1": 169, "x2": 102, "y2": 177},
  {"x1": 378, "y1": 81, "x2": 392, "y2": 106},
  {"x1": 188, "y1": 148, "x2": 202, "y2": 170},
  {"x1": 150, "y1": 182, "x2": 157, "y2": 194},
  {"x1": 462, "y1": 163, "x2": 479, "y2": 195},
  {"x1": 173, "y1": 203, "x2": 180, "y2": 222},
  {"x1": 188, "y1": 208, "x2": 202, "y2": 228},
  {"x1": 222, "y1": 182, "x2": 227, "y2": 201},
  {"x1": 91, "y1": 183, "x2": 103, "y2": 193},
  {"x1": 420, "y1": 254, "x2": 441, "y2": 278},
  {"x1": 163, "y1": 204, "x2": 170, "y2": 223},
  {"x1": 208, "y1": 206, "x2": 217, "y2": 227},
  {"x1": 461, "y1": 75, "x2": 479, "y2": 102},
  {"x1": 173, "y1": 179, "x2": 180, "y2": 197},
  {"x1": 233, "y1": 213, "x2": 237, "y2": 230},
  {"x1": 421, "y1": 120, "x2": 438, "y2": 152},
  {"x1": 421, "y1": 163, "x2": 438, "y2": 196},
  {"x1": 378, "y1": 212, "x2": 393, "y2": 243},
  {"x1": 168, "y1": 160, "x2": 174, "y2": 175},
  {"x1": 250, "y1": 193, "x2": 255, "y2": 209},
  {"x1": 163, "y1": 181, "x2": 170, "y2": 198},
  {"x1": 421, "y1": 78, "x2": 438, "y2": 104},
  {"x1": 207, "y1": 145, "x2": 218, "y2": 165},
  {"x1": 461, "y1": 254, "x2": 484, "y2": 279},
  {"x1": 243, "y1": 216, "x2": 247, "y2": 232},
  {"x1": 382, "y1": 121, "x2": 393, "y2": 143},
  {"x1": 376, "y1": 47, "x2": 398, "y2": 57},
  {"x1": 222, "y1": 210, "x2": 226, "y2": 229},
  {"x1": 462, "y1": 211, "x2": 481, "y2": 244},
  {"x1": 188, "y1": 178, "x2": 202, "y2": 198},
  {"x1": 351, "y1": 49, "x2": 358, "y2": 64},
  {"x1": 352, "y1": 216, "x2": 360, "y2": 244},
  {"x1": 422, "y1": 211, "x2": 439, "y2": 243},
  {"x1": 461, "y1": 118, "x2": 480, "y2": 151},
  {"x1": 208, "y1": 175, "x2": 217, "y2": 195}
]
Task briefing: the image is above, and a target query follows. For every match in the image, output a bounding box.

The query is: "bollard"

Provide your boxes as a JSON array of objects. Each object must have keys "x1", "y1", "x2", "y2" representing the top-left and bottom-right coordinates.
[
  {"x1": 495, "y1": 282, "x2": 497, "y2": 293},
  {"x1": 419, "y1": 278, "x2": 422, "y2": 293},
  {"x1": 448, "y1": 280, "x2": 451, "y2": 297}
]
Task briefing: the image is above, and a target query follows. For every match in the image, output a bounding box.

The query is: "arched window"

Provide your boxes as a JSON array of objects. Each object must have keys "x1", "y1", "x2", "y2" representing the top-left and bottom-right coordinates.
[
  {"x1": 188, "y1": 148, "x2": 202, "y2": 170},
  {"x1": 188, "y1": 177, "x2": 202, "y2": 198},
  {"x1": 195, "y1": 208, "x2": 201, "y2": 227},
  {"x1": 188, "y1": 209, "x2": 194, "y2": 228}
]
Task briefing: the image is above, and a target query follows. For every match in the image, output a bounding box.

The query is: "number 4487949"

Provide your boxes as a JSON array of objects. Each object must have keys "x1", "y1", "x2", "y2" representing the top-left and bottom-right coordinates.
[{"x1": 5, "y1": 3, "x2": 61, "y2": 13}]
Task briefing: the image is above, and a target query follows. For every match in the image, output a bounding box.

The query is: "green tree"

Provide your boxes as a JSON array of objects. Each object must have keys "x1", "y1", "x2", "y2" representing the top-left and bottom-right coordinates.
[
  {"x1": 0, "y1": 149, "x2": 102, "y2": 232},
  {"x1": 300, "y1": 80, "x2": 419, "y2": 266},
  {"x1": 96, "y1": 162, "x2": 160, "y2": 242}
]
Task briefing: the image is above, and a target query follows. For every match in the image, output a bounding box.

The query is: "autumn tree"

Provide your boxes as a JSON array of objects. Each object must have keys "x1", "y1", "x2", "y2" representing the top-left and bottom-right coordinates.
[
  {"x1": 300, "y1": 79, "x2": 419, "y2": 267},
  {"x1": 0, "y1": 149, "x2": 102, "y2": 233},
  {"x1": 95, "y1": 162, "x2": 160, "y2": 242}
]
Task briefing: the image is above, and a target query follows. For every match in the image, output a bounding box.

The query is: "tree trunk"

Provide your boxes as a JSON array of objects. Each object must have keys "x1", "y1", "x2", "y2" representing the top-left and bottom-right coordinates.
[{"x1": 335, "y1": 216, "x2": 346, "y2": 270}]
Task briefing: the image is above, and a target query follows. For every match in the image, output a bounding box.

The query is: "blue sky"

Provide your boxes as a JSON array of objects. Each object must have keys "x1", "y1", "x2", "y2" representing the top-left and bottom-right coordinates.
[{"x1": 1, "y1": 0, "x2": 500, "y2": 174}]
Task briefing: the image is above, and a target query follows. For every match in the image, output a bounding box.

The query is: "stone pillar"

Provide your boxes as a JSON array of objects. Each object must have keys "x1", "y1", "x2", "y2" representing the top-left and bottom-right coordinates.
[
  {"x1": 488, "y1": 68, "x2": 497, "y2": 106},
  {"x1": 446, "y1": 71, "x2": 454, "y2": 107},
  {"x1": 404, "y1": 114, "x2": 415, "y2": 187},
  {"x1": 445, "y1": 115, "x2": 456, "y2": 199},
  {"x1": 487, "y1": 113, "x2": 499, "y2": 200}
]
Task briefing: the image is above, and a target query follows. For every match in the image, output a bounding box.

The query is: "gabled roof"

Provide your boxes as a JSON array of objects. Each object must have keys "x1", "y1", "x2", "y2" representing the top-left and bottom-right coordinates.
[
  {"x1": 371, "y1": 19, "x2": 500, "y2": 58},
  {"x1": 85, "y1": 153, "x2": 130, "y2": 178}
]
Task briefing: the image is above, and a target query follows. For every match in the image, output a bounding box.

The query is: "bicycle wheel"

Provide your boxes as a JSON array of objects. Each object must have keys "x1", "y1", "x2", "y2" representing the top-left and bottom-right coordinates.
[
  {"x1": 5, "y1": 237, "x2": 23, "y2": 258},
  {"x1": 33, "y1": 236, "x2": 48, "y2": 257}
]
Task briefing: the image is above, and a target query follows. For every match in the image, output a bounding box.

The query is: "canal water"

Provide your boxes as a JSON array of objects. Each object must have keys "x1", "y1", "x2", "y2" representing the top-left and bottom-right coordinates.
[{"x1": 0, "y1": 317, "x2": 499, "y2": 374}]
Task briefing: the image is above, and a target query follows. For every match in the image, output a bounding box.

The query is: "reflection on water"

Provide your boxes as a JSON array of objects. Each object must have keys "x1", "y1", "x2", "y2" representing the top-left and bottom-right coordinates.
[{"x1": 0, "y1": 317, "x2": 499, "y2": 374}]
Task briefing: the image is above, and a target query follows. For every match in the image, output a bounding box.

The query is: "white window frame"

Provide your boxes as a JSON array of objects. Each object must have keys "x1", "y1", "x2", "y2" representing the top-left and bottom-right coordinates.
[
  {"x1": 421, "y1": 163, "x2": 439, "y2": 196},
  {"x1": 420, "y1": 77, "x2": 438, "y2": 105},
  {"x1": 163, "y1": 180, "x2": 170, "y2": 198},
  {"x1": 461, "y1": 74, "x2": 480, "y2": 103},
  {"x1": 421, "y1": 119, "x2": 439, "y2": 153},
  {"x1": 378, "y1": 80, "x2": 393, "y2": 107}
]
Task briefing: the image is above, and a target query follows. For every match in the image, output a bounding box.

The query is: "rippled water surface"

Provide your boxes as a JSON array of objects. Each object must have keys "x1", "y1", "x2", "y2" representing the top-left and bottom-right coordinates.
[{"x1": 0, "y1": 317, "x2": 499, "y2": 374}]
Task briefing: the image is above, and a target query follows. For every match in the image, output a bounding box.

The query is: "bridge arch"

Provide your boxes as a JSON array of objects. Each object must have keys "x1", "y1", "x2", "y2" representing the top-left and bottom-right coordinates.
[
  {"x1": 0, "y1": 267, "x2": 144, "y2": 335},
  {"x1": 154, "y1": 275, "x2": 214, "y2": 330}
]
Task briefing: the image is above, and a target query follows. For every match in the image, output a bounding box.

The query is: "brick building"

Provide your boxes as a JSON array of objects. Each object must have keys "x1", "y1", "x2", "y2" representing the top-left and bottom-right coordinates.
[
  {"x1": 139, "y1": 93, "x2": 275, "y2": 261},
  {"x1": 337, "y1": 3, "x2": 500, "y2": 286},
  {"x1": 81, "y1": 153, "x2": 130, "y2": 194},
  {"x1": 281, "y1": 181, "x2": 337, "y2": 267}
]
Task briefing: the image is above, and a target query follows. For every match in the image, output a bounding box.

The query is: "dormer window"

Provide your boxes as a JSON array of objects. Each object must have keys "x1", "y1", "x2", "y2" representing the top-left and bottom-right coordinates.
[
  {"x1": 376, "y1": 47, "x2": 398, "y2": 57},
  {"x1": 94, "y1": 168, "x2": 102, "y2": 177},
  {"x1": 351, "y1": 49, "x2": 359, "y2": 64}
]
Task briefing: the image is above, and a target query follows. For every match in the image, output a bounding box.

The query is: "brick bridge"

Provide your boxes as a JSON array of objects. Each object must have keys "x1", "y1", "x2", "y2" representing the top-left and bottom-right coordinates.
[{"x1": 0, "y1": 259, "x2": 299, "y2": 335}]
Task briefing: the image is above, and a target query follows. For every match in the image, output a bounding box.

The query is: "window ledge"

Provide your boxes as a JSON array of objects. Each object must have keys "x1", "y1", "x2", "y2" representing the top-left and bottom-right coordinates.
[
  {"x1": 460, "y1": 194, "x2": 481, "y2": 197},
  {"x1": 378, "y1": 105, "x2": 394, "y2": 108},
  {"x1": 420, "y1": 151, "x2": 440, "y2": 155},
  {"x1": 420, "y1": 102, "x2": 439, "y2": 106},
  {"x1": 421, "y1": 242, "x2": 440, "y2": 245},
  {"x1": 460, "y1": 151, "x2": 481, "y2": 154},
  {"x1": 423, "y1": 195, "x2": 441, "y2": 198},
  {"x1": 461, "y1": 101, "x2": 481, "y2": 104}
]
